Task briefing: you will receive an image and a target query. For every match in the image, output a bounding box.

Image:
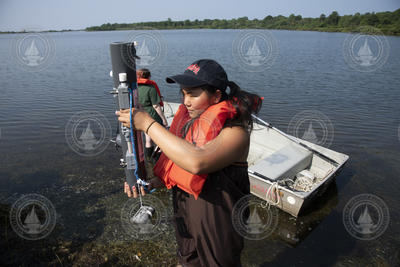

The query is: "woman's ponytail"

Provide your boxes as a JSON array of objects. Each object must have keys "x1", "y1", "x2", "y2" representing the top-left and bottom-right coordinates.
[
  {"x1": 200, "y1": 81, "x2": 263, "y2": 132},
  {"x1": 223, "y1": 81, "x2": 263, "y2": 132},
  {"x1": 227, "y1": 81, "x2": 239, "y2": 98}
]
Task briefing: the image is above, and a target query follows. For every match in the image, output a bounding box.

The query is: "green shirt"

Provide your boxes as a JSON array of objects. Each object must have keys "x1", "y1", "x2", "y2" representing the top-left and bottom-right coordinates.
[{"x1": 138, "y1": 84, "x2": 162, "y2": 124}]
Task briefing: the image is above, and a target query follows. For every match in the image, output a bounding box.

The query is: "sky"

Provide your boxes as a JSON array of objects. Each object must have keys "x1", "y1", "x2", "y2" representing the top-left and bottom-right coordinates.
[{"x1": 0, "y1": 0, "x2": 399, "y2": 31}]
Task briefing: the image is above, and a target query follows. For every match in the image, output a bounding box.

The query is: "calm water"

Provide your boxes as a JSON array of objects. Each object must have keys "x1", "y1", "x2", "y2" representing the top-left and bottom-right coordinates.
[{"x1": 0, "y1": 30, "x2": 399, "y2": 266}]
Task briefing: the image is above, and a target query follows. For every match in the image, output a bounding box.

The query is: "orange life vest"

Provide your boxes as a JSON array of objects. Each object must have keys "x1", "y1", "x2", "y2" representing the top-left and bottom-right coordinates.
[
  {"x1": 153, "y1": 100, "x2": 237, "y2": 199},
  {"x1": 137, "y1": 78, "x2": 164, "y2": 107}
]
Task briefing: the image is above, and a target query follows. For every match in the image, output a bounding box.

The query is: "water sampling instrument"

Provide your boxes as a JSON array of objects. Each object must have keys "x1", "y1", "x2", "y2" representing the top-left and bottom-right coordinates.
[{"x1": 109, "y1": 42, "x2": 154, "y2": 222}]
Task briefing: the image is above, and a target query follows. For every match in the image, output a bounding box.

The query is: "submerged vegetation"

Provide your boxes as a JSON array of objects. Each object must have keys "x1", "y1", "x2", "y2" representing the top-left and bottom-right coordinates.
[
  {"x1": 86, "y1": 9, "x2": 400, "y2": 35},
  {"x1": 0, "y1": 145, "x2": 178, "y2": 266}
]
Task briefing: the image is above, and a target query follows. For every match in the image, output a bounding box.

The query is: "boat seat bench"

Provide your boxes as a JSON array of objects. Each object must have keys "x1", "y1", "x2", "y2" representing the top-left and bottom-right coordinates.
[{"x1": 248, "y1": 144, "x2": 313, "y2": 181}]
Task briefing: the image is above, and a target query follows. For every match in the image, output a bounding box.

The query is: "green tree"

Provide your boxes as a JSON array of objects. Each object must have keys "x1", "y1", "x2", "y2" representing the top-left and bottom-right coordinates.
[
  {"x1": 338, "y1": 15, "x2": 352, "y2": 27},
  {"x1": 361, "y1": 12, "x2": 380, "y2": 26},
  {"x1": 327, "y1": 11, "x2": 339, "y2": 25},
  {"x1": 288, "y1": 13, "x2": 296, "y2": 25},
  {"x1": 84, "y1": 9, "x2": 400, "y2": 36},
  {"x1": 263, "y1": 15, "x2": 273, "y2": 21},
  {"x1": 350, "y1": 13, "x2": 361, "y2": 26}
]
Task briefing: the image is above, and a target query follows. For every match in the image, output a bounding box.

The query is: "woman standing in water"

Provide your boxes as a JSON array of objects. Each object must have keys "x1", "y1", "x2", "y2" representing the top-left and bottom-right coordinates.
[{"x1": 117, "y1": 59, "x2": 262, "y2": 267}]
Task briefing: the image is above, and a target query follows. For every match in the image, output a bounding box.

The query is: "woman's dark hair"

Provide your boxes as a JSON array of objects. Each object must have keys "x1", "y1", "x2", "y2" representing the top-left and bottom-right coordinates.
[
  {"x1": 181, "y1": 83, "x2": 262, "y2": 133},
  {"x1": 205, "y1": 82, "x2": 262, "y2": 132},
  {"x1": 137, "y1": 68, "x2": 151, "y2": 79}
]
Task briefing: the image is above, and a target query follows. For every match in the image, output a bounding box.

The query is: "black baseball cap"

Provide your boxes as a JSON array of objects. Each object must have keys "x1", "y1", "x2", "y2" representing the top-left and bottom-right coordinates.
[{"x1": 166, "y1": 59, "x2": 228, "y2": 91}]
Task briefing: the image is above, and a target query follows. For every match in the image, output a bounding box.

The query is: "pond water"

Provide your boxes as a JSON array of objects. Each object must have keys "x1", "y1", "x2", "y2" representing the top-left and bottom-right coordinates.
[{"x1": 0, "y1": 29, "x2": 399, "y2": 266}]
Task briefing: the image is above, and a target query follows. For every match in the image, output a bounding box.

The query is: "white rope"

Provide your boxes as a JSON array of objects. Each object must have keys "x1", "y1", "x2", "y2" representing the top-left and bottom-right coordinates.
[
  {"x1": 289, "y1": 167, "x2": 334, "y2": 192},
  {"x1": 292, "y1": 176, "x2": 314, "y2": 192},
  {"x1": 265, "y1": 182, "x2": 281, "y2": 207},
  {"x1": 260, "y1": 167, "x2": 336, "y2": 207},
  {"x1": 260, "y1": 178, "x2": 293, "y2": 209}
]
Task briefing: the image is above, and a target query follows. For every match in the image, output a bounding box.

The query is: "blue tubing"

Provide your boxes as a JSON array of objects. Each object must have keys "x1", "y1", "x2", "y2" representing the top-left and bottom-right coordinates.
[
  {"x1": 129, "y1": 87, "x2": 154, "y2": 193},
  {"x1": 129, "y1": 87, "x2": 140, "y2": 181}
]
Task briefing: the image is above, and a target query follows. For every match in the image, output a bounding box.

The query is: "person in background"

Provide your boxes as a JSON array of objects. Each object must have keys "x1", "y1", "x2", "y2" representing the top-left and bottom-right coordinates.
[{"x1": 136, "y1": 68, "x2": 168, "y2": 159}]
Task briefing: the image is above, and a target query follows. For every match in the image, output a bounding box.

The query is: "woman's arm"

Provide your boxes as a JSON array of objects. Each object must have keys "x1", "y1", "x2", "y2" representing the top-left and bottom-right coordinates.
[
  {"x1": 148, "y1": 122, "x2": 249, "y2": 174},
  {"x1": 117, "y1": 109, "x2": 249, "y2": 174}
]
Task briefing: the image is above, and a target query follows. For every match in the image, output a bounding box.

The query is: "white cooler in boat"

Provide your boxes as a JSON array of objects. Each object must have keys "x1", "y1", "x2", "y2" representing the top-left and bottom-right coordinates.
[{"x1": 249, "y1": 144, "x2": 312, "y2": 181}]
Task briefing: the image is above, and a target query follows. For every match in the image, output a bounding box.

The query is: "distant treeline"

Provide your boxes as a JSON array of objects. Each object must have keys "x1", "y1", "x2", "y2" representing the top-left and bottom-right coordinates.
[
  {"x1": 86, "y1": 9, "x2": 400, "y2": 35},
  {"x1": 0, "y1": 29, "x2": 74, "y2": 34}
]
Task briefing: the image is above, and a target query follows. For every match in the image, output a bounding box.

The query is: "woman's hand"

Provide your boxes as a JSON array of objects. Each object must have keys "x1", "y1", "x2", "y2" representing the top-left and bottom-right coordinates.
[
  {"x1": 123, "y1": 178, "x2": 165, "y2": 198},
  {"x1": 115, "y1": 108, "x2": 153, "y2": 132}
]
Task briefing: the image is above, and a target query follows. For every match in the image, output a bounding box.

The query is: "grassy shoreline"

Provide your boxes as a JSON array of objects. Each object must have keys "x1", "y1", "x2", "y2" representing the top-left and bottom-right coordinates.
[
  {"x1": 1, "y1": 26, "x2": 400, "y2": 37},
  {"x1": 84, "y1": 9, "x2": 400, "y2": 36},
  {"x1": 2, "y1": 9, "x2": 400, "y2": 36}
]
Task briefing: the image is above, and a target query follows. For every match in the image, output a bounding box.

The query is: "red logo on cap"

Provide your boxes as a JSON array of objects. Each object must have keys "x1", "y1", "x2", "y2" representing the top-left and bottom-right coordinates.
[{"x1": 187, "y1": 64, "x2": 200, "y2": 75}]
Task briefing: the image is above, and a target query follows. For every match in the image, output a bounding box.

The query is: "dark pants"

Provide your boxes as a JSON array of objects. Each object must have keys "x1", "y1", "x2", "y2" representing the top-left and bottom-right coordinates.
[{"x1": 172, "y1": 164, "x2": 250, "y2": 267}]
